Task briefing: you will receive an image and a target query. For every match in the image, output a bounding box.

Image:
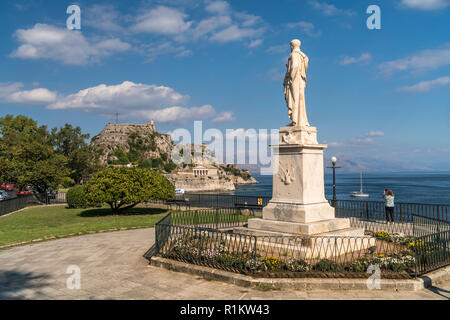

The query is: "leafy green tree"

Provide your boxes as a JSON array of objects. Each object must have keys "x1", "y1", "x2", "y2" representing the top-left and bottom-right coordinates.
[
  {"x1": 50, "y1": 124, "x2": 99, "y2": 184},
  {"x1": 84, "y1": 167, "x2": 175, "y2": 213},
  {"x1": 0, "y1": 114, "x2": 68, "y2": 193},
  {"x1": 164, "y1": 161, "x2": 177, "y2": 173}
]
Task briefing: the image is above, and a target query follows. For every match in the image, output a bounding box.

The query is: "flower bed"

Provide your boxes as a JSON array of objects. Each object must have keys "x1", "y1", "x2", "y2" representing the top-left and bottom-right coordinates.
[{"x1": 160, "y1": 231, "x2": 419, "y2": 278}]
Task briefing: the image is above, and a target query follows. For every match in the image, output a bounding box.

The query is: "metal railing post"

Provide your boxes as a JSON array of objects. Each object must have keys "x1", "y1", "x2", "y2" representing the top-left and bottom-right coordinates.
[{"x1": 437, "y1": 205, "x2": 441, "y2": 233}]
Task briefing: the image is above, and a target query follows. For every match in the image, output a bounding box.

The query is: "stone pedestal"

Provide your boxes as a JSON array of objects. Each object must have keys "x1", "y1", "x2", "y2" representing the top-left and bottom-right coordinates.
[{"x1": 245, "y1": 125, "x2": 364, "y2": 237}]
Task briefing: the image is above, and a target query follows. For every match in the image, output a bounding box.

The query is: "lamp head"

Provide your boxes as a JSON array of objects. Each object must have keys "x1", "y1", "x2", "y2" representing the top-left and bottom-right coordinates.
[{"x1": 331, "y1": 157, "x2": 337, "y2": 165}]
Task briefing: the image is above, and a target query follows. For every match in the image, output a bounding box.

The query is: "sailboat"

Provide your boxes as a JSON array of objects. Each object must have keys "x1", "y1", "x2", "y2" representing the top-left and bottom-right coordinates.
[{"x1": 350, "y1": 169, "x2": 369, "y2": 198}]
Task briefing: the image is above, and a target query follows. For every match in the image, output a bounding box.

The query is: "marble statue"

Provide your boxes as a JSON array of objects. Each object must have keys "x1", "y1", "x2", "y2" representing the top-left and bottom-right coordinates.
[{"x1": 283, "y1": 39, "x2": 310, "y2": 127}]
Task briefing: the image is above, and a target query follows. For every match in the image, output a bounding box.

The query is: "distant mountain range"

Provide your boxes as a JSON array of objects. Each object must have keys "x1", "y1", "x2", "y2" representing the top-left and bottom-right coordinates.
[{"x1": 237, "y1": 157, "x2": 449, "y2": 174}]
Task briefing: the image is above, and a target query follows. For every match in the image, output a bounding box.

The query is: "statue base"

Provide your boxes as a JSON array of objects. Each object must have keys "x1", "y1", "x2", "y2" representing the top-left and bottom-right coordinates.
[{"x1": 242, "y1": 125, "x2": 365, "y2": 237}]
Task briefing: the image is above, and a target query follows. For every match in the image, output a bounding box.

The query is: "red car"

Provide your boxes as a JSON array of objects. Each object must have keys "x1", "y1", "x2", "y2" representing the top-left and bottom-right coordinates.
[
  {"x1": 17, "y1": 190, "x2": 33, "y2": 196},
  {"x1": 1, "y1": 184, "x2": 16, "y2": 190}
]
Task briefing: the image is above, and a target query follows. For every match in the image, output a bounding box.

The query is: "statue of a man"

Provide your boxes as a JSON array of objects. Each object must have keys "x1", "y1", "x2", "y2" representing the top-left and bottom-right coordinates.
[{"x1": 283, "y1": 39, "x2": 310, "y2": 127}]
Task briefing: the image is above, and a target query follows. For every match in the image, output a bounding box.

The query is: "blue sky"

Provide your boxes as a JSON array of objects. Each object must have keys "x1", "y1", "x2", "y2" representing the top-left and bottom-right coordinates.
[{"x1": 0, "y1": 0, "x2": 449, "y2": 171}]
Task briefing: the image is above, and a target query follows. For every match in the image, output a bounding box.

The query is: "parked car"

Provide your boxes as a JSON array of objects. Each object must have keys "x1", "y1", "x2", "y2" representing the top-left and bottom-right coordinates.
[
  {"x1": 0, "y1": 190, "x2": 10, "y2": 201},
  {"x1": 1, "y1": 183, "x2": 16, "y2": 191},
  {"x1": 17, "y1": 190, "x2": 34, "y2": 196}
]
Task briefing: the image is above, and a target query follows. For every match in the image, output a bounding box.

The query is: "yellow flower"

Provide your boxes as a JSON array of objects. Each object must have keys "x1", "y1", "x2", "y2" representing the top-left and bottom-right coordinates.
[{"x1": 374, "y1": 231, "x2": 391, "y2": 238}]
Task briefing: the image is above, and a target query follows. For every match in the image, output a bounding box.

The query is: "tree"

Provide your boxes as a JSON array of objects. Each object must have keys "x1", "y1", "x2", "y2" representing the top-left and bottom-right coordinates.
[
  {"x1": 50, "y1": 124, "x2": 99, "y2": 184},
  {"x1": 0, "y1": 114, "x2": 68, "y2": 193},
  {"x1": 84, "y1": 167, "x2": 175, "y2": 213}
]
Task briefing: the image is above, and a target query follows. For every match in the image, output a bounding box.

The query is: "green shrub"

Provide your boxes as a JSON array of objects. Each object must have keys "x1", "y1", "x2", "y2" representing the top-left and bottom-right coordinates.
[
  {"x1": 164, "y1": 161, "x2": 177, "y2": 173},
  {"x1": 313, "y1": 259, "x2": 340, "y2": 272},
  {"x1": 67, "y1": 185, "x2": 102, "y2": 208},
  {"x1": 67, "y1": 185, "x2": 89, "y2": 208}
]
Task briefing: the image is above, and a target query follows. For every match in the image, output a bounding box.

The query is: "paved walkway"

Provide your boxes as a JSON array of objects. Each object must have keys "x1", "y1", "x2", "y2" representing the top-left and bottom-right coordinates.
[{"x1": 0, "y1": 228, "x2": 449, "y2": 300}]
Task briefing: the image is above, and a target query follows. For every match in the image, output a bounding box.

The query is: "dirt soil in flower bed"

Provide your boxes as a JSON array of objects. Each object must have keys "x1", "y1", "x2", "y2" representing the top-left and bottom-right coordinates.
[
  {"x1": 329, "y1": 241, "x2": 409, "y2": 264},
  {"x1": 242, "y1": 271, "x2": 413, "y2": 279}
]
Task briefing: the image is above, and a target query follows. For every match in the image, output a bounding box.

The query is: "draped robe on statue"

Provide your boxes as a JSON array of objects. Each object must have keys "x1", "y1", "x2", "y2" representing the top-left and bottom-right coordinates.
[{"x1": 284, "y1": 49, "x2": 310, "y2": 127}]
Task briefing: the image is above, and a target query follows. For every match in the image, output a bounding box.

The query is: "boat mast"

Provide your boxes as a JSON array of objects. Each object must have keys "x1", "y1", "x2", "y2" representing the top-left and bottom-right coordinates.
[{"x1": 360, "y1": 169, "x2": 363, "y2": 193}]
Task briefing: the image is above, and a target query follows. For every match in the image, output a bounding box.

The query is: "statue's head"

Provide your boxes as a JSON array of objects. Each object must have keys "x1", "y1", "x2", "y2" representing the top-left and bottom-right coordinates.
[{"x1": 290, "y1": 39, "x2": 301, "y2": 51}]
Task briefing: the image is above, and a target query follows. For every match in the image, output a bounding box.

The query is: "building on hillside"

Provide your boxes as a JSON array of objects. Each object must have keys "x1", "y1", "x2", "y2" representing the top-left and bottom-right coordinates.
[{"x1": 193, "y1": 165, "x2": 218, "y2": 177}]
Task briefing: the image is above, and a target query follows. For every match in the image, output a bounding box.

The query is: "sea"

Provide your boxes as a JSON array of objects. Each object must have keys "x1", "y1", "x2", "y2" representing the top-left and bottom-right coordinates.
[{"x1": 233, "y1": 172, "x2": 450, "y2": 205}]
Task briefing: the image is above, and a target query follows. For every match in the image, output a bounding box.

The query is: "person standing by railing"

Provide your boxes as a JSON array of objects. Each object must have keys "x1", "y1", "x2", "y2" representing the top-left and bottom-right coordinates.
[{"x1": 383, "y1": 189, "x2": 395, "y2": 223}]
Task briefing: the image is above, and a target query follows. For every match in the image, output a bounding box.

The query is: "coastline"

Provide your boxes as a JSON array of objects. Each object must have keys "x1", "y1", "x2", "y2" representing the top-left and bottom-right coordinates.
[{"x1": 232, "y1": 172, "x2": 450, "y2": 205}]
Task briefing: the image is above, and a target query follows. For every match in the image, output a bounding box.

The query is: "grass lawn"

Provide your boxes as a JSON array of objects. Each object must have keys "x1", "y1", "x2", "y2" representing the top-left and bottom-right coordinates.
[{"x1": 0, "y1": 205, "x2": 169, "y2": 247}]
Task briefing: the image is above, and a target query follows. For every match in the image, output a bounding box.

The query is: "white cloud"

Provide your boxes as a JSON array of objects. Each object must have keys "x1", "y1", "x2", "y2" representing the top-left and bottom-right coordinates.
[
  {"x1": 248, "y1": 39, "x2": 263, "y2": 48},
  {"x1": 135, "y1": 105, "x2": 216, "y2": 123},
  {"x1": 367, "y1": 131, "x2": 384, "y2": 137},
  {"x1": 379, "y1": 44, "x2": 450, "y2": 75},
  {"x1": 192, "y1": 15, "x2": 232, "y2": 39},
  {"x1": 84, "y1": 4, "x2": 124, "y2": 32},
  {"x1": 9, "y1": 3, "x2": 266, "y2": 63},
  {"x1": 267, "y1": 44, "x2": 287, "y2": 54},
  {"x1": 400, "y1": 0, "x2": 450, "y2": 10},
  {"x1": 308, "y1": 0, "x2": 356, "y2": 16},
  {"x1": 0, "y1": 82, "x2": 58, "y2": 104},
  {"x1": 339, "y1": 53, "x2": 372, "y2": 65},
  {"x1": 210, "y1": 25, "x2": 264, "y2": 42},
  {"x1": 177, "y1": 49, "x2": 193, "y2": 57},
  {"x1": 10, "y1": 24, "x2": 130, "y2": 65},
  {"x1": 0, "y1": 82, "x2": 23, "y2": 98},
  {"x1": 235, "y1": 12, "x2": 263, "y2": 27},
  {"x1": 212, "y1": 111, "x2": 235, "y2": 122},
  {"x1": 195, "y1": 2, "x2": 265, "y2": 43},
  {"x1": 1, "y1": 81, "x2": 234, "y2": 125},
  {"x1": 351, "y1": 137, "x2": 374, "y2": 144},
  {"x1": 346, "y1": 132, "x2": 384, "y2": 145},
  {"x1": 141, "y1": 41, "x2": 193, "y2": 61},
  {"x1": 47, "y1": 81, "x2": 189, "y2": 111},
  {"x1": 131, "y1": 6, "x2": 193, "y2": 35},
  {"x1": 268, "y1": 67, "x2": 285, "y2": 81},
  {"x1": 397, "y1": 76, "x2": 450, "y2": 92},
  {"x1": 9, "y1": 88, "x2": 58, "y2": 104},
  {"x1": 328, "y1": 142, "x2": 344, "y2": 147},
  {"x1": 205, "y1": 1, "x2": 231, "y2": 15},
  {"x1": 285, "y1": 21, "x2": 322, "y2": 37}
]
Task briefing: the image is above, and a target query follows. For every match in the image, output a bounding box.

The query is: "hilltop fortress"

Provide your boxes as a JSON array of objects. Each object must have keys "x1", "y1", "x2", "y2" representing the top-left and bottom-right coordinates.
[{"x1": 91, "y1": 122, "x2": 258, "y2": 192}]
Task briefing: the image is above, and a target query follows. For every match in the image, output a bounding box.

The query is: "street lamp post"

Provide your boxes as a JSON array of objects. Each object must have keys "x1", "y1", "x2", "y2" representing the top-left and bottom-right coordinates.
[{"x1": 327, "y1": 157, "x2": 341, "y2": 208}]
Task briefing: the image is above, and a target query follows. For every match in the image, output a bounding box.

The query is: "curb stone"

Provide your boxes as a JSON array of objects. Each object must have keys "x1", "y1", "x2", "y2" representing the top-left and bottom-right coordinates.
[{"x1": 149, "y1": 257, "x2": 450, "y2": 292}]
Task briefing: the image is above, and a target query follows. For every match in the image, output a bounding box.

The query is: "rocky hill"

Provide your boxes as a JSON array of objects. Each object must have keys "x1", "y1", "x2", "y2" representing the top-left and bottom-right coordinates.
[
  {"x1": 90, "y1": 122, "x2": 258, "y2": 191},
  {"x1": 91, "y1": 122, "x2": 173, "y2": 167}
]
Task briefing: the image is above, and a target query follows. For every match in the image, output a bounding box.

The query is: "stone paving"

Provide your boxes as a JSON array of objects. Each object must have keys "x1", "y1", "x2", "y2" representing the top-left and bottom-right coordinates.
[{"x1": 0, "y1": 228, "x2": 449, "y2": 300}]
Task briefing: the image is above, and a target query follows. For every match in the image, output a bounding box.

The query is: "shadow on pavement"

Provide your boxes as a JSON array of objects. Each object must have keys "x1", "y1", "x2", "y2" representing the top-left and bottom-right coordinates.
[
  {"x1": 0, "y1": 270, "x2": 51, "y2": 300},
  {"x1": 425, "y1": 285, "x2": 450, "y2": 300}
]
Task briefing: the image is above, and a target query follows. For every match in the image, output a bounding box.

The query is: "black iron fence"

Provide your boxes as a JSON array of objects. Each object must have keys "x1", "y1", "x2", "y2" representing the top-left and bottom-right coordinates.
[
  {"x1": 333, "y1": 199, "x2": 450, "y2": 237},
  {"x1": 177, "y1": 193, "x2": 271, "y2": 211},
  {"x1": 414, "y1": 229, "x2": 450, "y2": 275},
  {"x1": 146, "y1": 209, "x2": 450, "y2": 278},
  {"x1": 165, "y1": 194, "x2": 450, "y2": 225},
  {"x1": 0, "y1": 195, "x2": 36, "y2": 216},
  {"x1": 333, "y1": 199, "x2": 449, "y2": 223}
]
